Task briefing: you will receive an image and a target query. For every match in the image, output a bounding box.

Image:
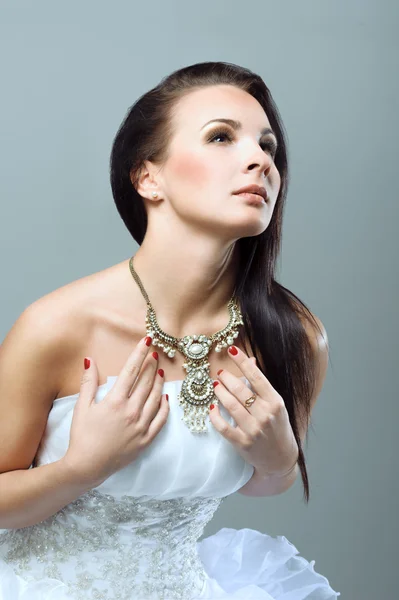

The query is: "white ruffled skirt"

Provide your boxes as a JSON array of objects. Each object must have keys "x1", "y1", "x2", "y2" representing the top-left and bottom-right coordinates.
[
  {"x1": 197, "y1": 527, "x2": 340, "y2": 599},
  {"x1": 0, "y1": 527, "x2": 340, "y2": 599}
]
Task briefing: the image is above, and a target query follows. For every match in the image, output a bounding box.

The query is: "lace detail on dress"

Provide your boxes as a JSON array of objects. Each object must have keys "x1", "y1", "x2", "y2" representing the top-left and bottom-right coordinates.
[{"x1": 0, "y1": 489, "x2": 224, "y2": 600}]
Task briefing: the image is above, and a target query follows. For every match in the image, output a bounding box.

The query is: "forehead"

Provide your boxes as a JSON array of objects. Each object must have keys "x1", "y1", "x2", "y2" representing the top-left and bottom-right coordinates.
[{"x1": 171, "y1": 84, "x2": 271, "y2": 133}]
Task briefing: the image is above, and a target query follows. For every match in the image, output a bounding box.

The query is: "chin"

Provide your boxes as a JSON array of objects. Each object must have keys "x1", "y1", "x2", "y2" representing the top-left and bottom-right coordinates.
[{"x1": 226, "y1": 220, "x2": 269, "y2": 240}]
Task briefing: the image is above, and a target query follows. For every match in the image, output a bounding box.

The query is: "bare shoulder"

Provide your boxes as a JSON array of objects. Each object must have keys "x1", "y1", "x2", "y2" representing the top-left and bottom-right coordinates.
[
  {"x1": 0, "y1": 263, "x2": 124, "y2": 473},
  {"x1": 0, "y1": 261, "x2": 121, "y2": 402},
  {"x1": 296, "y1": 305, "x2": 329, "y2": 372},
  {"x1": 0, "y1": 288, "x2": 84, "y2": 397},
  {"x1": 0, "y1": 272, "x2": 97, "y2": 411},
  {"x1": 288, "y1": 296, "x2": 329, "y2": 357},
  {"x1": 22, "y1": 273, "x2": 99, "y2": 356},
  {"x1": 296, "y1": 309, "x2": 330, "y2": 442},
  {"x1": 37, "y1": 259, "x2": 140, "y2": 398},
  {"x1": 303, "y1": 311, "x2": 328, "y2": 351},
  {"x1": 0, "y1": 292, "x2": 82, "y2": 473},
  {"x1": 25, "y1": 258, "x2": 128, "y2": 343}
]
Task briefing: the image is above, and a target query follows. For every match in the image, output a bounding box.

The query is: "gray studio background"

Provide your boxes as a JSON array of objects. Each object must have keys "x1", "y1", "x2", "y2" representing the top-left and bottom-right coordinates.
[{"x1": 1, "y1": 1, "x2": 397, "y2": 598}]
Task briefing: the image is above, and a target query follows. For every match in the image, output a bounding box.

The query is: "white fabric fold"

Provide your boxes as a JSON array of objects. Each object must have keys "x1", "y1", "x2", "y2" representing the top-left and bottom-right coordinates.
[
  {"x1": 0, "y1": 375, "x2": 341, "y2": 598},
  {"x1": 35, "y1": 376, "x2": 255, "y2": 500}
]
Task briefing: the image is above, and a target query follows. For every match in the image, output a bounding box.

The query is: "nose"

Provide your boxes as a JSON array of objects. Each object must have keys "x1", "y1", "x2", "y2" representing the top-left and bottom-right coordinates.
[{"x1": 245, "y1": 142, "x2": 273, "y2": 176}]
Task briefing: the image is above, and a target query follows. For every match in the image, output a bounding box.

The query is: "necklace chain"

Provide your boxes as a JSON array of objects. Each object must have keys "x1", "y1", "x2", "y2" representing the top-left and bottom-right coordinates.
[{"x1": 128, "y1": 256, "x2": 244, "y2": 433}]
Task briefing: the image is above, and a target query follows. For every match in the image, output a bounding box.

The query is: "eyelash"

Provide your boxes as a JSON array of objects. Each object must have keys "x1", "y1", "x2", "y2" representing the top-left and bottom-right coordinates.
[{"x1": 207, "y1": 127, "x2": 278, "y2": 158}]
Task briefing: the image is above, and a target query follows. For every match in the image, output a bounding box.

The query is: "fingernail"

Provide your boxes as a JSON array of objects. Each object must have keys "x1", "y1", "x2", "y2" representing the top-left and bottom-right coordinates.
[
  {"x1": 209, "y1": 404, "x2": 215, "y2": 410},
  {"x1": 84, "y1": 358, "x2": 90, "y2": 369},
  {"x1": 152, "y1": 351, "x2": 158, "y2": 360},
  {"x1": 228, "y1": 346, "x2": 238, "y2": 355},
  {"x1": 217, "y1": 369, "x2": 223, "y2": 375},
  {"x1": 213, "y1": 381, "x2": 219, "y2": 387},
  {"x1": 158, "y1": 368, "x2": 164, "y2": 377},
  {"x1": 145, "y1": 336, "x2": 152, "y2": 346},
  {"x1": 166, "y1": 394, "x2": 169, "y2": 401}
]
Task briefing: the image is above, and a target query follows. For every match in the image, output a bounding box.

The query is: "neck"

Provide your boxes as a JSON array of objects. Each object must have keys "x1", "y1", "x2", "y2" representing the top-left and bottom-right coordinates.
[{"x1": 128, "y1": 225, "x2": 240, "y2": 339}]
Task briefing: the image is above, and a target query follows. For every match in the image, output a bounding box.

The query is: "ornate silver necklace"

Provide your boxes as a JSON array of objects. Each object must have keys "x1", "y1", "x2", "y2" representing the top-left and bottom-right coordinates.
[{"x1": 128, "y1": 256, "x2": 244, "y2": 433}]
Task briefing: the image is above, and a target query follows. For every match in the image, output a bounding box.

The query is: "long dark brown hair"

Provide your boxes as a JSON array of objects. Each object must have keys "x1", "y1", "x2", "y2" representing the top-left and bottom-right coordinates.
[{"x1": 109, "y1": 61, "x2": 327, "y2": 503}]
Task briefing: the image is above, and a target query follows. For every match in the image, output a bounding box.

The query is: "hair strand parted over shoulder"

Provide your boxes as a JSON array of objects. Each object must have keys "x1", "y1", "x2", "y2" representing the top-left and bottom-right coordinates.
[{"x1": 109, "y1": 61, "x2": 328, "y2": 503}]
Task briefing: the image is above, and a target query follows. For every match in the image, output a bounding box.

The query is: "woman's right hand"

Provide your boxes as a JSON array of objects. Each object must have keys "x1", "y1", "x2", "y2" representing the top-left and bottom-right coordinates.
[{"x1": 62, "y1": 335, "x2": 169, "y2": 486}]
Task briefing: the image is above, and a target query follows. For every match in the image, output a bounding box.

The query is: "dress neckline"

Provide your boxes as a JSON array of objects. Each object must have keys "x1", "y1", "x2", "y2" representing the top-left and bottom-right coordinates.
[{"x1": 53, "y1": 376, "x2": 249, "y2": 403}]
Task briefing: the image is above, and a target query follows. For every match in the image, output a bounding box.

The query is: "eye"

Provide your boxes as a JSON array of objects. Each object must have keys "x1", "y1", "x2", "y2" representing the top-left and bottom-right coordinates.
[
  {"x1": 207, "y1": 128, "x2": 234, "y2": 144},
  {"x1": 260, "y1": 139, "x2": 278, "y2": 159},
  {"x1": 207, "y1": 127, "x2": 277, "y2": 159}
]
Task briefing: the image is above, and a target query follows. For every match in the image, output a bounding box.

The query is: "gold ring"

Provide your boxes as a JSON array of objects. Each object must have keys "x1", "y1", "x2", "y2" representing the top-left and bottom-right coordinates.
[{"x1": 244, "y1": 393, "x2": 257, "y2": 408}]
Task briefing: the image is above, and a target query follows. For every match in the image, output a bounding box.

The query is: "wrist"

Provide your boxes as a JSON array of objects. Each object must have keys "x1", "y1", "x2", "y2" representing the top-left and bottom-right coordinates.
[
  {"x1": 58, "y1": 456, "x2": 105, "y2": 491},
  {"x1": 274, "y1": 460, "x2": 298, "y2": 479},
  {"x1": 255, "y1": 455, "x2": 299, "y2": 481},
  {"x1": 239, "y1": 461, "x2": 298, "y2": 497}
]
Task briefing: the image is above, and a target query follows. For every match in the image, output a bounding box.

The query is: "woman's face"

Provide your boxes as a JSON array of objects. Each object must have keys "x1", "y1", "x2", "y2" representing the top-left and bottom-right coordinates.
[{"x1": 149, "y1": 84, "x2": 281, "y2": 239}]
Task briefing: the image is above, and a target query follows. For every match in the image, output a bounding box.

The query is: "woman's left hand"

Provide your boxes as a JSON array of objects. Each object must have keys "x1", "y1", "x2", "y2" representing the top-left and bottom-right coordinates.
[{"x1": 209, "y1": 345, "x2": 299, "y2": 478}]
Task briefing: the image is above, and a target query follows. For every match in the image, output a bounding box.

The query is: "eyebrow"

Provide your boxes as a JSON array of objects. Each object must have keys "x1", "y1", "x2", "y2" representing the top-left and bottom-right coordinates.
[{"x1": 200, "y1": 118, "x2": 278, "y2": 143}]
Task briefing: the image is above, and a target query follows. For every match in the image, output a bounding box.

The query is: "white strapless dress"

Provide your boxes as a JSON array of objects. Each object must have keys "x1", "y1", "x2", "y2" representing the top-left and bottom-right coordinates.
[{"x1": 0, "y1": 376, "x2": 340, "y2": 599}]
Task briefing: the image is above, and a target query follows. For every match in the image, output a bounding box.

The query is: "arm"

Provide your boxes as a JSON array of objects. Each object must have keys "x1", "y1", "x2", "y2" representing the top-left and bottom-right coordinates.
[
  {"x1": 237, "y1": 314, "x2": 329, "y2": 497},
  {"x1": 238, "y1": 463, "x2": 299, "y2": 497},
  {"x1": 0, "y1": 300, "x2": 98, "y2": 529},
  {"x1": 0, "y1": 461, "x2": 102, "y2": 529}
]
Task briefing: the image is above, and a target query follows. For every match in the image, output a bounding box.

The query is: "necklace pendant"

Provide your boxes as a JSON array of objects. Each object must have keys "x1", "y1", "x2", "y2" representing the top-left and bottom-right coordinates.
[
  {"x1": 178, "y1": 362, "x2": 216, "y2": 434},
  {"x1": 177, "y1": 335, "x2": 216, "y2": 433}
]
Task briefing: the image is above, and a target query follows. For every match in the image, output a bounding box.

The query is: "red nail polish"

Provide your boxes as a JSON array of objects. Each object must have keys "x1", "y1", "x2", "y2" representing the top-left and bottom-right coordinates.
[
  {"x1": 228, "y1": 346, "x2": 238, "y2": 355},
  {"x1": 213, "y1": 381, "x2": 219, "y2": 387},
  {"x1": 158, "y1": 368, "x2": 164, "y2": 377},
  {"x1": 217, "y1": 369, "x2": 223, "y2": 375},
  {"x1": 166, "y1": 394, "x2": 169, "y2": 401},
  {"x1": 152, "y1": 351, "x2": 158, "y2": 360},
  {"x1": 209, "y1": 404, "x2": 215, "y2": 410},
  {"x1": 145, "y1": 336, "x2": 152, "y2": 346},
  {"x1": 84, "y1": 358, "x2": 90, "y2": 370}
]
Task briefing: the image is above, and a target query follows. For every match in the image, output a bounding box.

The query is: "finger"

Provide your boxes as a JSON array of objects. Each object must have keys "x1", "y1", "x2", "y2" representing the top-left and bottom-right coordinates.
[
  {"x1": 111, "y1": 335, "x2": 153, "y2": 399},
  {"x1": 140, "y1": 366, "x2": 168, "y2": 429},
  {"x1": 145, "y1": 392, "x2": 170, "y2": 442},
  {"x1": 213, "y1": 377, "x2": 255, "y2": 427},
  {"x1": 208, "y1": 400, "x2": 239, "y2": 443},
  {"x1": 127, "y1": 351, "x2": 157, "y2": 396},
  {"x1": 126, "y1": 351, "x2": 159, "y2": 413},
  {"x1": 226, "y1": 345, "x2": 269, "y2": 397},
  {"x1": 217, "y1": 367, "x2": 268, "y2": 421},
  {"x1": 77, "y1": 356, "x2": 99, "y2": 409}
]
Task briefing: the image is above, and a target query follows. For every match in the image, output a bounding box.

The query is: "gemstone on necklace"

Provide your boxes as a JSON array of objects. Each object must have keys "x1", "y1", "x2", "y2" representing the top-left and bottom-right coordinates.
[{"x1": 189, "y1": 343, "x2": 203, "y2": 355}]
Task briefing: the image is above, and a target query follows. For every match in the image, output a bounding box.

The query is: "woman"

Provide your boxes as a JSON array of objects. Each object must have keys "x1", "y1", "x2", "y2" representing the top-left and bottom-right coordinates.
[{"x1": 0, "y1": 61, "x2": 340, "y2": 598}]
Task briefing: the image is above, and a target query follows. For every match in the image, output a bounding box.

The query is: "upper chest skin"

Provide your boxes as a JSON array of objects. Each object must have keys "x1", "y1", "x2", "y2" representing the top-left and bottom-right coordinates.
[{"x1": 54, "y1": 259, "x2": 254, "y2": 400}]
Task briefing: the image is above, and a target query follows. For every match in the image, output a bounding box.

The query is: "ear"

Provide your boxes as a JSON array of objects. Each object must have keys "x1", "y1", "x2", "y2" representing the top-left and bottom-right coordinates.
[{"x1": 131, "y1": 160, "x2": 162, "y2": 201}]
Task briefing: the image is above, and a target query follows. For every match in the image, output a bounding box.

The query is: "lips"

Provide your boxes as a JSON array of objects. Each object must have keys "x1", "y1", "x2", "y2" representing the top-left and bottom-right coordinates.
[{"x1": 232, "y1": 184, "x2": 268, "y2": 201}]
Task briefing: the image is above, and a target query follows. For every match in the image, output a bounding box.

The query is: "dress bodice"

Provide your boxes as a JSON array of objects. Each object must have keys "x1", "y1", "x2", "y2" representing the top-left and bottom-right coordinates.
[
  {"x1": 0, "y1": 377, "x2": 341, "y2": 599},
  {"x1": 35, "y1": 376, "x2": 255, "y2": 499},
  {"x1": 0, "y1": 377, "x2": 254, "y2": 599}
]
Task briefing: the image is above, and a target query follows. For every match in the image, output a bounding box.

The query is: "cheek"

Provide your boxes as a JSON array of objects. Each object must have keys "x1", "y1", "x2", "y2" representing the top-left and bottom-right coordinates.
[{"x1": 170, "y1": 152, "x2": 211, "y2": 189}]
